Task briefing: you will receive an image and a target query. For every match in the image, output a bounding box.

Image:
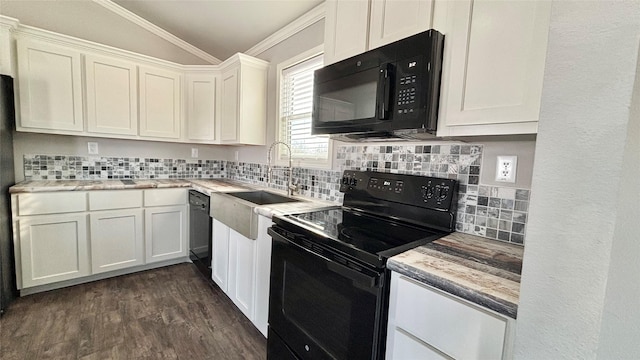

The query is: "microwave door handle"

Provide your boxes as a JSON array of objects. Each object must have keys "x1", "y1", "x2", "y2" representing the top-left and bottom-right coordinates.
[{"x1": 378, "y1": 64, "x2": 393, "y2": 120}]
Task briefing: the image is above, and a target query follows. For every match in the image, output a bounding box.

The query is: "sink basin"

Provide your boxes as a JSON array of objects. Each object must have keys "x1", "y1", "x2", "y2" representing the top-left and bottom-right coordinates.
[
  {"x1": 226, "y1": 190, "x2": 301, "y2": 205},
  {"x1": 210, "y1": 190, "x2": 302, "y2": 240}
]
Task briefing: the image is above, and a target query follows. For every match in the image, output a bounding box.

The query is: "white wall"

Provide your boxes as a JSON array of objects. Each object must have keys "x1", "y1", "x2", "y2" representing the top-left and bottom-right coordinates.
[
  {"x1": 596, "y1": 42, "x2": 640, "y2": 359},
  {"x1": 514, "y1": 0, "x2": 640, "y2": 357},
  {"x1": 0, "y1": 0, "x2": 209, "y2": 65}
]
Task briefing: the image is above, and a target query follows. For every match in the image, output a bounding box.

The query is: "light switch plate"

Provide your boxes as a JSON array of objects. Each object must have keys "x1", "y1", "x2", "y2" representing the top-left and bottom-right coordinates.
[
  {"x1": 496, "y1": 155, "x2": 517, "y2": 183},
  {"x1": 191, "y1": 148, "x2": 199, "y2": 158},
  {"x1": 87, "y1": 142, "x2": 99, "y2": 155}
]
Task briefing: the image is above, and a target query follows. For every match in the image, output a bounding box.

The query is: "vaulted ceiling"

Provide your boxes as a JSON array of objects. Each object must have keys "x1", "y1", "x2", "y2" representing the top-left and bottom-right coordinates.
[
  {"x1": 112, "y1": 0, "x2": 323, "y2": 60},
  {"x1": 0, "y1": 0, "x2": 324, "y2": 64}
]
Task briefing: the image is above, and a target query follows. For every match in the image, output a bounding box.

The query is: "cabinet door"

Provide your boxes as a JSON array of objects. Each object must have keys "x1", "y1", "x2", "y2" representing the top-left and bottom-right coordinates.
[
  {"x1": 85, "y1": 54, "x2": 138, "y2": 136},
  {"x1": 220, "y1": 67, "x2": 239, "y2": 142},
  {"x1": 145, "y1": 205, "x2": 187, "y2": 263},
  {"x1": 369, "y1": 0, "x2": 434, "y2": 49},
  {"x1": 228, "y1": 228, "x2": 256, "y2": 321},
  {"x1": 387, "y1": 273, "x2": 508, "y2": 359},
  {"x1": 90, "y1": 209, "x2": 144, "y2": 274},
  {"x1": 435, "y1": 0, "x2": 551, "y2": 136},
  {"x1": 211, "y1": 218, "x2": 230, "y2": 292},
  {"x1": 18, "y1": 214, "x2": 89, "y2": 288},
  {"x1": 186, "y1": 73, "x2": 216, "y2": 142},
  {"x1": 139, "y1": 66, "x2": 182, "y2": 139},
  {"x1": 17, "y1": 39, "x2": 83, "y2": 132},
  {"x1": 324, "y1": 0, "x2": 371, "y2": 65},
  {"x1": 253, "y1": 215, "x2": 272, "y2": 337}
]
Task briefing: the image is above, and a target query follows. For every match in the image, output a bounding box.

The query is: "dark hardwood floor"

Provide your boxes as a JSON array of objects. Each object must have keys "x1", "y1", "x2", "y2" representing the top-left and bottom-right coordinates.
[{"x1": 0, "y1": 264, "x2": 267, "y2": 359}]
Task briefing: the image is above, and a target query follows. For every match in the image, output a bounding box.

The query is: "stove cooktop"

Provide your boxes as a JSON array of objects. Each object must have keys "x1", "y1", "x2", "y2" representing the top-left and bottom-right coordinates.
[
  {"x1": 272, "y1": 171, "x2": 459, "y2": 268},
  {"x1": 276, "y1": 207, "x2": 444, "y2": 268}
]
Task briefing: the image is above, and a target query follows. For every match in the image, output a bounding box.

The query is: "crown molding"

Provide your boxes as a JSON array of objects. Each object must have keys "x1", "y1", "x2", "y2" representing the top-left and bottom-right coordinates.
[
  {"x1": 0, "y1": 15, "x2": 20, "y2": 30},
  {"x1": 91, "y1": 0, "x2": 222, "y2": 65},
  {"x1": 14, "y1": 24, "x2": 193, "y2": 71},
  {"x1": 245, "y1": 2, "x2": 325, "y2": 57}
]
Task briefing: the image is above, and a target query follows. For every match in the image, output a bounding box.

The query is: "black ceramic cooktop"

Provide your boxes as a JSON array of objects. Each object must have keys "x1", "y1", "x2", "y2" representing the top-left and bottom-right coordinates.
[{"x1": 278, "y1": 207, "x2": 443, "y2": 267}]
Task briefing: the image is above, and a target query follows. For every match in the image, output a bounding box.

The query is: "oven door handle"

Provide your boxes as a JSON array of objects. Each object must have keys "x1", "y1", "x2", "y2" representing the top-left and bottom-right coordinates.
[
  {"x1": 270, "y1": 227, "x2": 380, "y2": 288},
  {"x1": 325, "y1": 261, "x2": 379, "y2": 288}
]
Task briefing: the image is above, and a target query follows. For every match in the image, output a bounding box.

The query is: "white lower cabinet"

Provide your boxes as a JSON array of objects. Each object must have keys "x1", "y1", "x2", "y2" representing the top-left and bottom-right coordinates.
[
  {"x1": 211, "y1": 214, "x2": 272, "y2": 336},
  {"x1": 386, "y1": 272, "x2": 515, "y2": 360},
  {"x1": 18, "y1": 214, "x2": 90, "y2": 288},
  {"x1": 12, "y1": 189, "x2": 189, "y2": 292},
  {"x1": 90, "y1": 209, "x2": 144, "y2": 274},
  {"x1": 228, "y1": 228, "x2": 256, "y2": 320},
  {"x1": 253, "y1": 215, "x2": 272, "y2": 337},
  {"x1": 145, "y1": 205, "x2": 188, "y2": 263},
  {"x1": 211, "y1": 218, "x2": 230, "y2": 292}
]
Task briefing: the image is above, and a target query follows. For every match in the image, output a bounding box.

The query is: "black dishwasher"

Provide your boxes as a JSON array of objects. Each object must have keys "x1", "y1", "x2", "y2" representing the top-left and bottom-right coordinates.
[{"x1": 189, "y1": 190, "x2": 212, "y2": 279}]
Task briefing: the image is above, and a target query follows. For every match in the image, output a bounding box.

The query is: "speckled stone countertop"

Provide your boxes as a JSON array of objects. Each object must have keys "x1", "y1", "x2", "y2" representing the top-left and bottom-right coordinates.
[
  {"x1": 9, "y1": 179, "x2": 194, "y2": 193},
  {"x1": 9, "y1": 178, "x2": 336, "y2": 218},
  {"x1": 387, "y1": 232, "x2": 523, "y2": 319}
]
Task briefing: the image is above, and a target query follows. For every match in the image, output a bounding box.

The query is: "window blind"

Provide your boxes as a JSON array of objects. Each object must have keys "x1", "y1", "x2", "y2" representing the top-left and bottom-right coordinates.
[{"x1": 280, "y1": 54, "x2": 327, "y2": 161}]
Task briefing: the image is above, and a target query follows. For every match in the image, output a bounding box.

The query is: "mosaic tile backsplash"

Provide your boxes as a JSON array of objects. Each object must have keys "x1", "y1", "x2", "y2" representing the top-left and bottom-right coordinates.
[
  {"x1": 23, "y1": 144, "x2": 530, "y2": 245},
  {"x1": 23, "y1": 155, "x2": 225, "y2": 180}
]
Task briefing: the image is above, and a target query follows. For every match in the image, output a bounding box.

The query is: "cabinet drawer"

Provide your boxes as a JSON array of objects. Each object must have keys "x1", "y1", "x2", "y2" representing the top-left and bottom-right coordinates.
[
  {"x1": 394, "y1": 276, "x2": 507, "y2": 359},
  {"x1": 391, "y1": 329, "x2": 449, "y2": 360},
  {"x1": 17, "y1": 192, "x2": 87, "y2": 216},
  {"x1": 144, "y1": 188, "x2": 187, "y2": 207},
  {"x1": 89, "y1": 190, "x2": 142, "y2": 211}
]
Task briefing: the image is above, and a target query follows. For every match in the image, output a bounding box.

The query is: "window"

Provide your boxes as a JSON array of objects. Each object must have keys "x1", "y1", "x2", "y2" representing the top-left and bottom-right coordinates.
[{"x1": 277, "y1": 47, "x2": 330, "y2": 166}]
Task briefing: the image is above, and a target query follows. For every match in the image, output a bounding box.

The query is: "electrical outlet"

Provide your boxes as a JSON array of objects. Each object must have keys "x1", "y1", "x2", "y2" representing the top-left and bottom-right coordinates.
[
  {"x1": 87, "y1": 142, "x2": 99, "y2": 155},
  {"x1": 496, "y1": 156, "x2": 517, "y2": 183},
  {"x1": 191, "y1": 148, "x2": 198, "y2": 158}
]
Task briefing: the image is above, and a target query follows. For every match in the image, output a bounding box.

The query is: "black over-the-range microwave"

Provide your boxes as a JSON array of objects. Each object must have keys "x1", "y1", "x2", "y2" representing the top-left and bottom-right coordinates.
[{"x1": 312, "y1": 29, "x2": 445, "y2": 141}]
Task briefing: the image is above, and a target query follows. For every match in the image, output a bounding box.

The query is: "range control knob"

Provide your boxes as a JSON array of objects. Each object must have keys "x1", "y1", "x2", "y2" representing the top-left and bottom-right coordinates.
[
  {"x1": 437, "y1": 186, "x2": 449, "y2": 200},
  {"x1": 350, "y1": 178, "x2": 358, "y2": 186},
  {"x1": 421, "y1": 186, "x2": 434, "y2": 199},
  {"x1": 342, "y1": 176, "x2": 349, "y2": 185}
]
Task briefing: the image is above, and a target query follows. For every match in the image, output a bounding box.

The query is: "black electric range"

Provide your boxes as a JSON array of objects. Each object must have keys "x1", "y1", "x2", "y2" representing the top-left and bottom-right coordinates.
[{"x1": 267, "y1": 170, "x2": 458, "y2": 360}]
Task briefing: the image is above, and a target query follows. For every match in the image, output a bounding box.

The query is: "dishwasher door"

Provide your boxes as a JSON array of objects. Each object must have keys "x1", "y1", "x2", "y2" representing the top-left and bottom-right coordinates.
[{"x1": 189, "y1": 190, "x2": 212, "y2": 279}]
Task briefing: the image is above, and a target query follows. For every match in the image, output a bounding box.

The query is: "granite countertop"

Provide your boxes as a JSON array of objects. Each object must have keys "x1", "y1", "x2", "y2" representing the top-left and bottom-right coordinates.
[
  {"x1": 387, "y1": 232, "x2": 523, "y2": 319},
  {"x1": 9, "y1": 178, "x2": 336, "y2": 218},
  {"x1": 9, "y1": 179, "x2": 194, "y2": 193}
]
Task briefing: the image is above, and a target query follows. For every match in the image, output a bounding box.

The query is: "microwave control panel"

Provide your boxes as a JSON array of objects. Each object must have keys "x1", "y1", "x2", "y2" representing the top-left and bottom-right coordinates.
[{"x1": 395, "y1": 55, "x2": 425, "y2": 119}]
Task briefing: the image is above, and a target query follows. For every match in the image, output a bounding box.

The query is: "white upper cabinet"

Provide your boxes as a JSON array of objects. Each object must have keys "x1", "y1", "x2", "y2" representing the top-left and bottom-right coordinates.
[
  {"x1": 85, "y1": 54, "x2": 138, "y2": 136},
  {"x1": 220, "y1": 66, "x2": 239, "y2": 142},
  {"x1": 434, "y1": 0, "x2": 552, "y2": 136},
  {"x1": 16, "y1": 38, "x2": 84, "y2": 132},
  {"x1": 219, "y1": 54, "x2": 268, "y2": 145},
  {"x1": 139, "y1": 66, "x2": 182, "y2": 139},
  {"x1": 324, "y1": 0, "x2": 434, "y2": 65},
  {"x1": 186, "y1": 72, "x2": 216, "y2": 142},
  {"x1": 324, "y1": 0, "x2": 371, "y2": 65},
  {"x1": 11, "y1": 27, "x2": 272, "y2": 143},
  {"x1": 0, "y1": 17, "x2": 17, "y2": 76},
  {"x1": 368, "y1": 0, "x2": 434, "y2": 50}
]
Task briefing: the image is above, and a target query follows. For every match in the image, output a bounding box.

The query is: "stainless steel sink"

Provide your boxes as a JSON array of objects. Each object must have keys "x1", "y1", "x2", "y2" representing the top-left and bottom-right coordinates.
[
  {"x1": 210, "y1": 190, "x2": 302, "y2": 240},
  {"x1": 226, "y1": 190, "x2": 301, "y2": 205}
]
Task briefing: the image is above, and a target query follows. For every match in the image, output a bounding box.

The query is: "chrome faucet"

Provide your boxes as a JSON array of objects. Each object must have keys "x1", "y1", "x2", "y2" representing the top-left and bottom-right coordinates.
[{"x1": 267, "y1": 141, "x2": 297, "y2": 196}]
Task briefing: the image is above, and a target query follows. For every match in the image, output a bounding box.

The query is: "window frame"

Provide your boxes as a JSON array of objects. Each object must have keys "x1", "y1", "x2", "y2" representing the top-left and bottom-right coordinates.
[{"x1": 275, "y1": 45, "x2": 332, "y2": 169}]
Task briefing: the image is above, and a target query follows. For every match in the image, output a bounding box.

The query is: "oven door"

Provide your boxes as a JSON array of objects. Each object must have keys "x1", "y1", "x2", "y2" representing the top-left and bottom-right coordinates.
[{"x1": 268, "y1": 227, "x2": 385, "y2": 360}]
